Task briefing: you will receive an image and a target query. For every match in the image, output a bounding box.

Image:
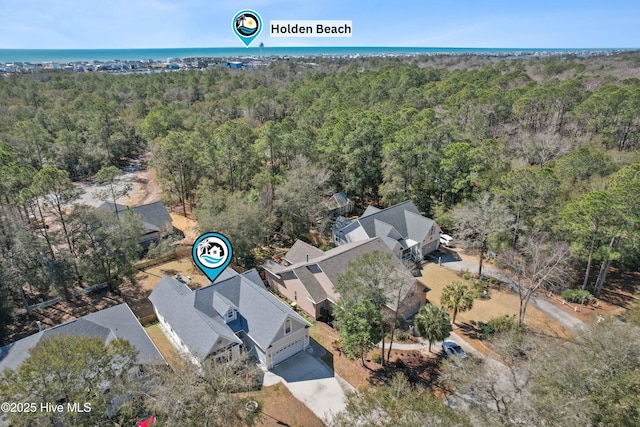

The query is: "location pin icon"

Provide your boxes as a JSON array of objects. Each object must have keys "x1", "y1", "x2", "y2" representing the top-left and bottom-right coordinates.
[
  {"x1": 192, "y1": 232, "x2": 233, "y2": 283},
  {"x1": 232, "y1": 9, "x2": 263, "y2": 47}
]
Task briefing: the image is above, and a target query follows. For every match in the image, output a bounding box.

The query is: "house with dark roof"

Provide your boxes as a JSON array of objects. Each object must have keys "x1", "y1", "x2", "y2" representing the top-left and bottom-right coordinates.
[
  {"x1": 332, "y1": 200, "x2": 441, "y2": 262},
  {"x1": 263, "y1": 238, "x2": 427, "y2": 320},
  {"x1": 149, "y1": 268, "x2": 311, "y2": 368},
  {"x1": 97, "y1": 201, "x2": 177, "y2": 248},
  {"x1": 0, "y1": 304, "x2": 166, "y2": 372}
]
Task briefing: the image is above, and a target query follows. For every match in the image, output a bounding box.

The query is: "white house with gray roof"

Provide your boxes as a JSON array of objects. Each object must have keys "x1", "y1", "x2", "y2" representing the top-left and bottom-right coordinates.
[
  {"x1": 332, "y1": 200, "x2": 441, "y2": 262},
  {"x1": 149, "y1": 268, "x2": 311, "y2": 369}
]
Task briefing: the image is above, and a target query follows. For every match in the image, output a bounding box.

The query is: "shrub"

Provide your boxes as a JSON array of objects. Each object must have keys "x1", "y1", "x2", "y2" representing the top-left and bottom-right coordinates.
[
  {"x1": 481, "y1": 315, "x2": 522, "y2": 337},
  {"x1": 394, "y1": 329, "x2": 412, "y2": 342},
  {"x1": 461, "y1": 272, "x2": 470, "y2": 280},
  {"x1": 470, "y1": 279, "x2": 490, "y2": 299},
  {"x1": 371, "y1": 352, "x2": 382, "y2": 364},
  {"x1": 487, "y1": 277, "x2": 501, "y2": 286},
  {"x1": 561, "y1": 289, "x2": 593, "y2": 304}
]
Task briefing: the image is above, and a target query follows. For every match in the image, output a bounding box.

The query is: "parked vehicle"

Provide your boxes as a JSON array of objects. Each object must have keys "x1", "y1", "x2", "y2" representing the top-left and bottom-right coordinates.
[
  {"x1": 442, "y1": 340, "x2": 467, "y2": 359},
  {"x1": 440, "y1": 233, "x2": 454, "y2": 247}
]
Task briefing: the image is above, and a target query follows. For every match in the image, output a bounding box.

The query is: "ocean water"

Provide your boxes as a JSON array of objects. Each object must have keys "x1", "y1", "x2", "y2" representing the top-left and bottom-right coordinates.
[{"x1": 0, "y1": 46, "x2": 624, "y2": 63}]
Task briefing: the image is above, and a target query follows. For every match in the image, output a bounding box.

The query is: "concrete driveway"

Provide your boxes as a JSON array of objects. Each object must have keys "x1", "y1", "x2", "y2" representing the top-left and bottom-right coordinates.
[{"x1": 263, "y1": 344, "x2": 354, "y2": 424}]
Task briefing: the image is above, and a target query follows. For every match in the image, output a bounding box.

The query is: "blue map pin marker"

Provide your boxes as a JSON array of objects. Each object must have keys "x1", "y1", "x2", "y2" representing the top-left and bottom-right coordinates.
[
  {"x1": 192, "y1": 232, "x2": 233, "y2": 283},
  {"x1": 232, "y1": 9, "x2": 263, "y2": 47}
]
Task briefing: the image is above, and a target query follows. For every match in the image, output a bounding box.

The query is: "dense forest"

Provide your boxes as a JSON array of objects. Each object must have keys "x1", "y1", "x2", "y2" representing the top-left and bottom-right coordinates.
[{"x1": 1, "y1": 53, "x2": 640, "y2": 343}]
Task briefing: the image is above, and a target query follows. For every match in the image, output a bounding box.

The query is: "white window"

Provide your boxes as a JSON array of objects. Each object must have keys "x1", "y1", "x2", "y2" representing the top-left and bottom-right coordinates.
[
  {"x1": 226, "y1": 309, "x2": 235, "y2": 320},
  {"x1": 284, "y1": 319, "x2": 291, "y2": 334},
  {"x1": 294, "y1": 291, "x2": 297, "y2": 301}
]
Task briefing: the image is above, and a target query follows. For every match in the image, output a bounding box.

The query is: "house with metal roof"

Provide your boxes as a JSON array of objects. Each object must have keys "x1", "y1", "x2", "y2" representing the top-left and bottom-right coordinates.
[
  {"x1": 263, "y1": 238, "x2": 427, "y2": 320},
  {"x1": 148, "y1": 268, "x2": 311, "y2": 368},
  {"x1": 0, "y1": 303, "x2": 166, "y2": 372},
  {"x1": 332, "y1": 200, "x2": 441, "y2": 262}
]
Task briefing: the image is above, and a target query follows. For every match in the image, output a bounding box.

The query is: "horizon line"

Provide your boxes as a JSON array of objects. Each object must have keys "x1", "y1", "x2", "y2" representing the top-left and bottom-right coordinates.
[{"x1": 2, "y1": 46, "x2": 639, "y2": 51}]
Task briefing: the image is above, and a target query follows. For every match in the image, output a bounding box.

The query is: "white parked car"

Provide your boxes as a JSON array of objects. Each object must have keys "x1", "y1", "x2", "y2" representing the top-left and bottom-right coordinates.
[{"x1": 440, "y1": 234, "x2": 454, "y2": 247}]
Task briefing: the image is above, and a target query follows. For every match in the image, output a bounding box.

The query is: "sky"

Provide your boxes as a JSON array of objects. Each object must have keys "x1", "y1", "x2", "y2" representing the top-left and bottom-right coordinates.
[{"x1": 0, "y1": 0, "x2": 639, "y2": 49}]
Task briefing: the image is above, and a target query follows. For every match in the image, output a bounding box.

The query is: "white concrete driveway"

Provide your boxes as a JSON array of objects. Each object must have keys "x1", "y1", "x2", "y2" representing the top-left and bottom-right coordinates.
[{"x1": 263, "y1": 347, "x2": 355, "y2": 424}]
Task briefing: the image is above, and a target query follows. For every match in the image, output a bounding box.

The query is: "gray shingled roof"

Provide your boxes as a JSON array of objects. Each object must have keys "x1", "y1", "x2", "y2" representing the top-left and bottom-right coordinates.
[
  {"x1": 0, "y1": 304, "x2": 165, "y2": 372},
  {"x1": 267, "y1": 238, "x2": 413, "y2": 304},
  {"x1": 361, "y1": 205, "x2": 382, "y2": 217},
  {"x1": 341, "y1": 200, "x2": 436, "y2": 248},
  {"x1": 151, "y1": 269, "x2": 309, "y2": 358},
  {"x1": 358, "y1": 201, "x2": 415, "y2": 239},
  {"x1": 291, "y1": 266, "x2": 327, "y2": 303},
  {"x1": 285, "y1": 240, "x2": 324, "y2": 265},
  {"x1": 315, "y1": 238, "x2": 406, "y2": 285},
  {"x1": 98, "y1": 201, "x2": 172, "y2": 233},
  {"x1": 212, "y1": 293, "x2": 238, "y2": 318},
  {"x1": 149, "y1": 277, "x2": 241, "y2": 362},
  {"x1": 326, "y1": 192, "x2": 354, "y2": 212},
  {"x1": 201, "y1": 271, "x2": 310, "y2": 351}
]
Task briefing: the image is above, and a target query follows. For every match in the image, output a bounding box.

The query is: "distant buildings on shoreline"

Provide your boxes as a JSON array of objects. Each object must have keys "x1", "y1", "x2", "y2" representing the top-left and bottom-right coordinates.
[
  {"x1": 1, "y1": 49, "x2": 636, "y2": 75},
  {"x1": 0, "y1": 56, "x2": 268, "y2": 75}
]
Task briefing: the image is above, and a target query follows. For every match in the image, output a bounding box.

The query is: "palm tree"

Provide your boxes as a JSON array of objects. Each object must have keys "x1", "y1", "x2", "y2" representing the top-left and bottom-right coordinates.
[
  {"x1": 440, "y1": 281, "x2": 474, "y2": 324},
  {"x1": 414, "y1": 304, "x2": 453, "y2": 352}
]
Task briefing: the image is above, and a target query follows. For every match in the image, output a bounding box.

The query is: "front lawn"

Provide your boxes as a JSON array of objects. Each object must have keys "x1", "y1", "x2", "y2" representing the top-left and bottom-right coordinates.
[{"x1": 248, "y1": 384, "x2": 325, "y2": 427}]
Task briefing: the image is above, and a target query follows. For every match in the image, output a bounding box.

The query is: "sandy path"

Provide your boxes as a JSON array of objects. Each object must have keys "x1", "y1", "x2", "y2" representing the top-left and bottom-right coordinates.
[{"x1": 120, "y1": 167, "x2": 163, "y2": 207}]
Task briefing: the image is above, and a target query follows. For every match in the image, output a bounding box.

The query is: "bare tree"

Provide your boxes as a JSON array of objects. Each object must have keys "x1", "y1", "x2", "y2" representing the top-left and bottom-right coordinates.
[
  {"x1": 331, "y1": 374, "x2": 469, "y2": 427},
  {"x1": 336, "y1": 250, "x2": 414, "y2": 366},
  {"x1": 385, "y1": 268, "x2": 417, "y2": 361},
  {"x1": 439, "y1": 331, "x2": 542, "y2": 427},
  {"x1": 513, "y1": 130, "x2": 571, "y2": 167},
  {"x1": 499, "y1": 234, "x2": 572, "y2": 327},
  {"x1": 145, "y1": 352, "x2": 262, "y2": 426},
  {"x1": 441, "y1": 322, "x2": 640, "y2": 426},
  {"x1": 453, "y1": 193, "x2": 514, "y2": 278},
  {"x1": 93, "y1": 165, "x2": 132, "y2": 220},
  {"x1": 274, "y1": 156, "x2": 332, "y2": 241}
]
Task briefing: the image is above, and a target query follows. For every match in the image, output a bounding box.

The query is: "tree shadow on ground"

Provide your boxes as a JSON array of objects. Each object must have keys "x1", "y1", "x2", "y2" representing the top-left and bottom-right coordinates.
[
  {"x1": 457, "y1": 321, "x2": 484, "y2": 340},
  {"x1": 367, "y1": 350, "x2": 443, "y2": 389},
  {"x1": 596, "y1": 268, "x2": 640, "y2": 308}
]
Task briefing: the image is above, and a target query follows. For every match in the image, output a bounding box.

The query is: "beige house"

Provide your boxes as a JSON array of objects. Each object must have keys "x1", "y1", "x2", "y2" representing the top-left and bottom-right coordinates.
[{"x1": 263, "y1": 238, "x2": 427, "y2": 320}]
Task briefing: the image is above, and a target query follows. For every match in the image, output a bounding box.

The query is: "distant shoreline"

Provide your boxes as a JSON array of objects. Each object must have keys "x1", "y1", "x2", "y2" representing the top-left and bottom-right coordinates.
[{"x1": 1, "y1": 46, "x2": 637, "y2": 64}]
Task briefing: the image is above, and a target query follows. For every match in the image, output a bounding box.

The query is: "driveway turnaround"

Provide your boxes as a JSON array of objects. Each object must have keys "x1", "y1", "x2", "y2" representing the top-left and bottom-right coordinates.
[{"x1": 263, "y1": 346, "x2": 354, "y2": 423}]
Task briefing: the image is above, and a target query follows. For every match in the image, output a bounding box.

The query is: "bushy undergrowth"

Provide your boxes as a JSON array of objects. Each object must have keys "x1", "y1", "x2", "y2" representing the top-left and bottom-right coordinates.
[
  {"x1": 481, "y1": 315, "x2": 522, "y2": 337},
  {"x1": 561, "y1": 289, "x2": 593, "y2": 304}
]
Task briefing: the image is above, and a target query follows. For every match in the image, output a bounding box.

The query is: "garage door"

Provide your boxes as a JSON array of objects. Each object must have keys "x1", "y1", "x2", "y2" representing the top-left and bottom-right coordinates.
[{"x1": 271, "y1": 337, "x2": 304, "y2": 366}]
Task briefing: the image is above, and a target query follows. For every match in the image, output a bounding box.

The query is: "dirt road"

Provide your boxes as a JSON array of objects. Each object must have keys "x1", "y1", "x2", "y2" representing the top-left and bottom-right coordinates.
[{"x1": 73, "y1": 157, "x2": 162, "y2": 208}]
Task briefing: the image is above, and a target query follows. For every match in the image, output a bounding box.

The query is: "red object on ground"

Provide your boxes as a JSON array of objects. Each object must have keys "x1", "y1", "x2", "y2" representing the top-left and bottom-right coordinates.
[{"x1": 137, "y1": 415, "x2": 156, "y2": 427}]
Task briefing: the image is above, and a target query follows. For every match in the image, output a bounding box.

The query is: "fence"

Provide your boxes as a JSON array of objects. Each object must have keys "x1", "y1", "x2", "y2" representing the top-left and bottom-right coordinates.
[
  {"x1": 139, "y1": 313, "x2": 158, "y2": 326},
  {"x1": 19, "y1": 282, "x2": 110, "y2": 314},
  {"x1": 134, "y1": 246, "x2": 192, "y2": 271},
  {"x1": 18, "y1": 247, "x2": 193, "y2": 316},
  {"x1": 545, "y1": 291, "x2": 598, "y2": 313}
]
